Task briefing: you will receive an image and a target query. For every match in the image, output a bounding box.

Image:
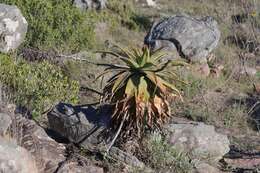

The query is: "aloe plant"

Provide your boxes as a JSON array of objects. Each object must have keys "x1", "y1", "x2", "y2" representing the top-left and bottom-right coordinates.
[{"x1": 99, "y1": 45, "x2": 187, "y2": 138}]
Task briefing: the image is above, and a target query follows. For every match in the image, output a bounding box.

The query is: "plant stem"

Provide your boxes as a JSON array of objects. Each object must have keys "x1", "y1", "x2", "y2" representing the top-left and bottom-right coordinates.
[{"x1": 106, "y1": 113, "x2": 127, "y2": 152}]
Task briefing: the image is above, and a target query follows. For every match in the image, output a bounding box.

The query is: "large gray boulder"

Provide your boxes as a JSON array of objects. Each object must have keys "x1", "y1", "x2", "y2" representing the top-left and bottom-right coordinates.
[
  {"x1": 0, "y1": 4, "x2": 28, "y2": 53},
  {"x1": 73, "y1": 0, "x2": 107, "y2": 10},
  {"x1": 164, "y1": 123, "x2": 230, "y2": 163},
  {"x1": 144, "y1": 15, "x2": 221, "y2": 63},
  {"x1": 0, "y1": 137, "x2": 38, "y2": 173}
]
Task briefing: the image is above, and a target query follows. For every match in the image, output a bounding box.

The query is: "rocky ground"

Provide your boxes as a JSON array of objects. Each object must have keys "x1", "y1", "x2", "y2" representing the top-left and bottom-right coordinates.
[{"x1": 0, "y1": 0, "x2": 260, "y2": 173}]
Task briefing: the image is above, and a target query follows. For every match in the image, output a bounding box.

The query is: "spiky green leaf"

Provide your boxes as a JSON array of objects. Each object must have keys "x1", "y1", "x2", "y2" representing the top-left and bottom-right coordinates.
[
  {"x1": 112, "y1": 72, "x2": 130, "y2": 93},
  {"x1": 138, "y1": 76, "x2": 150, "y2": 102}
]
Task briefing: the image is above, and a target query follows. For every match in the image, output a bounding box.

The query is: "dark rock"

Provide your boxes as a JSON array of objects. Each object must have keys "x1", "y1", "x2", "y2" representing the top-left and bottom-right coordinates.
[
  {"x1": 0, "y1": 3, "x2": 28, "y2": 53},
  {"x1": 47, "y1": 103, "x2": 110, "y2": 151},
  {"x1": 47, "y1": 103, "x2": 147, "y2": 169},
  {"x1": 144, "y1": 15, "x2": 220, "y2": 63}
]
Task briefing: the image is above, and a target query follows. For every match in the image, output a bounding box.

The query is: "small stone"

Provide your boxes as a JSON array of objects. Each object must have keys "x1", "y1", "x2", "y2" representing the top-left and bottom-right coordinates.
[
  {"x1": 210, "y1": 65, "x2": 224, "y2": 78},
  {"x1": 194, "y1": 63, "x2": 211, "y2": 77}
]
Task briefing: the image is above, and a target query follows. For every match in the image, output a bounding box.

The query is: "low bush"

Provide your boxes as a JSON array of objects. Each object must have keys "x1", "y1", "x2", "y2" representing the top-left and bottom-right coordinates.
[
  {"x1": 2, "y1": 0, "x2": 96, "y2": 53},
  {"x1": 0, "y1": 54, "x2": 79, "y2": 117}
]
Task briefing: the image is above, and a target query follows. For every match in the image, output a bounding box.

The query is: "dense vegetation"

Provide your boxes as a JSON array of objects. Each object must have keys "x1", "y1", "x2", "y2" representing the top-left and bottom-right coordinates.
[{"x1": 0, "y1": 54, "x2": 79, "y2": 117}]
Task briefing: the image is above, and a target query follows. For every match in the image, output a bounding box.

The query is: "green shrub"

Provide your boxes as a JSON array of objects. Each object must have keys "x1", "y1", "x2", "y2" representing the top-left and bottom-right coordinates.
[
  {"x1": 2, "y1": 0, "x2": 96, "y2": 53},
  {"x1": 0, "y1": 54, "x2": 79, "y2": 117}
]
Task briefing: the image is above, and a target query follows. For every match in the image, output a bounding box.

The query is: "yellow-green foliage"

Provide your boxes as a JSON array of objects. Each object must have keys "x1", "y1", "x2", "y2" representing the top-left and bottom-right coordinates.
[
  {"x1": 0, "y1": 54, "x2": 79, "y2": 117},
  {"x1": 2, "y1": 0, "x2": 96, "y2": 53}
]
